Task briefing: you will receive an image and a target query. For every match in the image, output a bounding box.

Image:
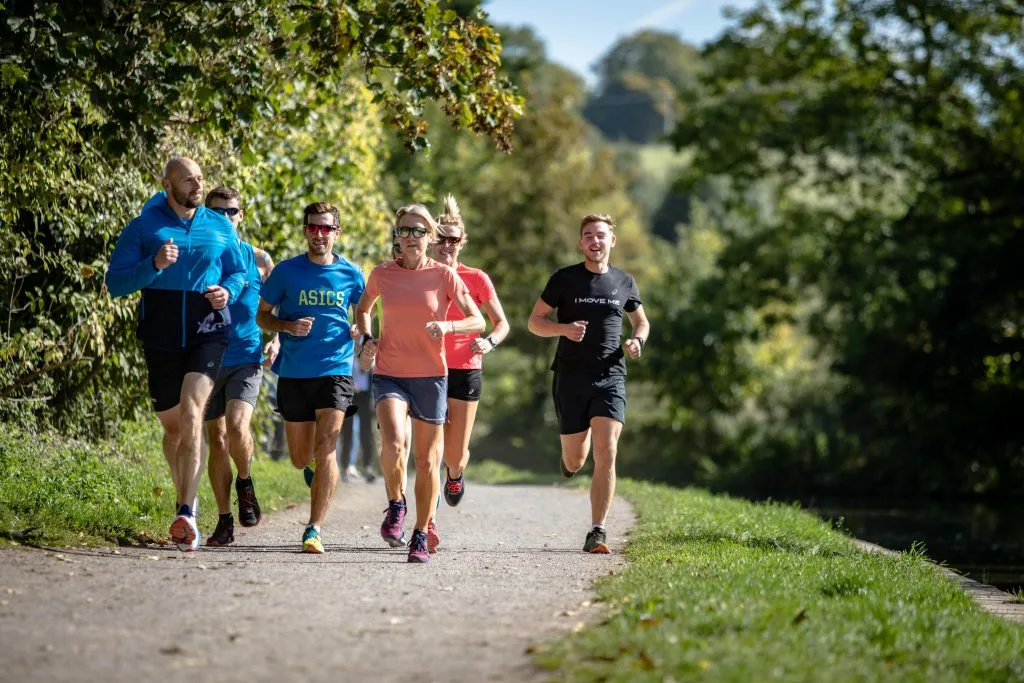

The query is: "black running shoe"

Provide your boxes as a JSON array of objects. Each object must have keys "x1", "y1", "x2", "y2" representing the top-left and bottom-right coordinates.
[
  {"x1": 583, "y1": 528, "x2": 610, "y2": 554},
  {"x1": 206, "y1": 515, "x2": 235, "y2": 547},
  {"x1": 236, "y1": 477, "x2": 261, "y2": 527},
  {"x1": 560, "y1": 458, "x2": 578, "y2": 480},
  {"x1": 443, "y1": 469, "x2": 465, "y2": 507}
]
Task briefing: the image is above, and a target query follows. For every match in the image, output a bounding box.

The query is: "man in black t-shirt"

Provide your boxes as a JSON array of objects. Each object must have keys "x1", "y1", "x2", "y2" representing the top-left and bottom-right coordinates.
[{"x1": 527, "y1": 213, "x2": 650, "y2": 554}]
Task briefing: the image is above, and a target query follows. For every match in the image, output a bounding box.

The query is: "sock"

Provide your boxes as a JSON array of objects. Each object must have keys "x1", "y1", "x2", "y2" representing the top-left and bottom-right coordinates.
[
  {"x1": 220, "y1": 512, "x2": 233, "y2": 521},
  {"x1": 236, "y1": 475, "x2": 251, "y2": 484},
  {"x1": 177, "y1": 504, "x2": 192, "y2": 518},
  {"x1": 593, "y1": 524, "x2": 605, "y2": 533}
]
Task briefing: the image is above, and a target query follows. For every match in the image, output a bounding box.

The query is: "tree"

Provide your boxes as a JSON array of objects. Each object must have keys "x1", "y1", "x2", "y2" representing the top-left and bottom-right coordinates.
[
  {"x1": 657, "y1": 0, "x2": 1024, "y2": 498},
  {"x1": 0, "y1": 1, "x2": 523, "y2": 432},
  {"x1": 585, "y1": 30, "x2": 702, "y2": 143}
]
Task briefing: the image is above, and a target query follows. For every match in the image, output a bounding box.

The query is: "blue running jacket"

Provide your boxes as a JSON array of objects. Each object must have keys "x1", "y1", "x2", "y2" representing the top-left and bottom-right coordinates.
[{"x1": 106, "y1": 195, "x2": 247, "y2": 350}]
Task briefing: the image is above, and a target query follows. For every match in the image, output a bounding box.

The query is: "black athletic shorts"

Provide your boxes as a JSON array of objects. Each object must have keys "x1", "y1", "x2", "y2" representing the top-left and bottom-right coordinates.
[
  {"x1": 277, "y1": 375, "x2": 355, "y2": 423},
  {"x1": 447, "y1": 368, "x2": 483, "y2": 402},
  {"x1": 552, "y1": 371, "x2": 626, "y2": 435},
  {"x1": 144, "y1": 342, "x2": 228, "y2": 413}
]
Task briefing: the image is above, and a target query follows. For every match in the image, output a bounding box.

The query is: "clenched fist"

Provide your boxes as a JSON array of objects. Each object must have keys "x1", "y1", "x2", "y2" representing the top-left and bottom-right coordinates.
[
  {"x1": 154, "y1": 238, "x2": 178, "y2": 270},
  {"x1": 564, "y1": 320, "x2": 588, "y2": 343},
  {"x1": 288, "y1": 317, "x2": 315, "y2": 337}
]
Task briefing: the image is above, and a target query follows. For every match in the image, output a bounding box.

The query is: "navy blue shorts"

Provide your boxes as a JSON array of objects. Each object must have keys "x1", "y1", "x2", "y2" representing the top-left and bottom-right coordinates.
[{"x1": 372, "y1": 374, "x2": 447, "y2": 424}]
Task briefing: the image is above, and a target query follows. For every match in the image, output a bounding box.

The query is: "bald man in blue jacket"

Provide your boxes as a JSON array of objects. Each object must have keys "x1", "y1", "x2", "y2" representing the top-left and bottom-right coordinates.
[{"x1": 106, "y1": 156, "x2": 246, "y2": 552}]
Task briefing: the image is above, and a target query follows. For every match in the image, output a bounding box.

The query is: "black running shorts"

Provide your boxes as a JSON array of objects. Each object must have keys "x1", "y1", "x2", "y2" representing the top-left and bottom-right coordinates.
[
  {"x1": 277, "y1": 375, "x2": 355, "y2": 423},
  {"x1": 144, "y1": 342, "x2": 228, "y2": 413},
  {"x1": 552, "y1": 372, "x2": 626, "y2": 435},
  {"x1": 447, "y1": 368, "x2": 483, "y2": 402}
]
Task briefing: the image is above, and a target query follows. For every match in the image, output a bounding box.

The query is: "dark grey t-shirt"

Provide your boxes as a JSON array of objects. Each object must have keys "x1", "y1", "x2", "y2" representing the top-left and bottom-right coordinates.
[{"x1": 540, "y1": 262, "x2": 642, "y2": 376}]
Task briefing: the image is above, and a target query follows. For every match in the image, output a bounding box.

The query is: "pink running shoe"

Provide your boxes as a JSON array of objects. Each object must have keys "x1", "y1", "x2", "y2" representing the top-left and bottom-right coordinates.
[
  {"x1": 380, "y1": 498, "x2": 407, "y2": 547},
  {"x1": 407, "y1": 529, "x2": 430, "y2": 563}
]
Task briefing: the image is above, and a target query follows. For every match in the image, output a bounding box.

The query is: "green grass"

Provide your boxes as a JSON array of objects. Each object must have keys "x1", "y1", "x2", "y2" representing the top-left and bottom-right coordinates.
[
  {"x1": 529, "y1": 480, "x2": 1024, "y2": 681},
  {"x1": 0, "y1": 421, "x2": 309, "y2": 547}
]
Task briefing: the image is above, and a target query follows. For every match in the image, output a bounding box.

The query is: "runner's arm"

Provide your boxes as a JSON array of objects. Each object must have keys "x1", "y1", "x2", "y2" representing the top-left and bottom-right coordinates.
[
  {"x1": 449, "y1": 288, "x2": 485, "y2": 335},
  {"x1": 105, "y1": 220, "x2": 162, "y2": 297},
  {"x1": 255, "y1": 248, "x2": 275, "y2": 283},
  {"x1": 256, "y1": 299, "x2": 305, "y2": 336},
  {"x1": 626, "y1": 305, "x2": 649, "y2": 343},
  {"x1": 527, "y1": 298, "x2": 571, "y2": 338},
  {"x1": 623, "y1": 305, "x2": 650, "y2": 359},
  {"x1": 217, "y1": 233, "x2": 247, "y2": 304},
  {"x1": 480, "y1": 295, "x2": 510, "y2": 346},
  {"x1": 255, "y1": 248, "x2": 280, "y2": 354},
  {"x1": 352, "y1": 294, "x2": 378, "y2": 342}
]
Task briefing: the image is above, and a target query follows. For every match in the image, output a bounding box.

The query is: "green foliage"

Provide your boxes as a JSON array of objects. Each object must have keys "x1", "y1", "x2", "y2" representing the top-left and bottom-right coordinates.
[
  {"x1": 0, "y1": 1, "x2": 522, "y2": 433},
  {"x1": 646, "y1": 0, "x2": 1024, "y2": 497},
  {"x1": 536, "y1": 480, "x2": 1024, "y2": 681},
  {"x1": 585, "y1": 30, "x2": 702, "y2": 143}
]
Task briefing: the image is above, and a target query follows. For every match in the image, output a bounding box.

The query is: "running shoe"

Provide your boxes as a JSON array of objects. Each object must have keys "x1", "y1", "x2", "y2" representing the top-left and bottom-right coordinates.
[
  {"x1": 443, "y1": 469, "x2": 465, "y2": 507},
  {"x1": 302, "y1": 525, "x2": 324, "y2": 554},
  {"x1": 236, "y1": 476, "x2": 261, "y2": 527},
  {"x1": 342, "y1": 465, "x2": 363, "y2": 483},
  {"x1": 560, "y1": 458, "x2": 579, "y2": 480},
  {"x1": 380, "y1": 498, "x2": 407, "y2": 547},
  {"x1": 427, "y1": 519, "x2": 440, "y2": 554},
  {"x1": 303, "y1": 461, "x2": 315, "y2": 488},
  {"x1": 170, "y1": 513, "x2": 201, "y2": 552},
  {"x1": 583, "y1": 528, "x2": 610, "y2": 554},
  {"x1": 206, "y1": 515, "x2": 235, "y2": 547},
  {"x1": 407, "y1": 529, "x2": 430, "y2": 563}
]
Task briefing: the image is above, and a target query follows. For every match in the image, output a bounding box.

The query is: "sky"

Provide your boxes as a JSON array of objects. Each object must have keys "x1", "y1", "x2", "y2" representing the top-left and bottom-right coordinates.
[{"x1": 483, "y1": 0, "x2": 757, "y2": 83}]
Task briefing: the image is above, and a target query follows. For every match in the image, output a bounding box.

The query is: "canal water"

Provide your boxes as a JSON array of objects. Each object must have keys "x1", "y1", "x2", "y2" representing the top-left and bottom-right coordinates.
[{"x1": 807, "y1": 499, "x2": 1024, "y2": 593}]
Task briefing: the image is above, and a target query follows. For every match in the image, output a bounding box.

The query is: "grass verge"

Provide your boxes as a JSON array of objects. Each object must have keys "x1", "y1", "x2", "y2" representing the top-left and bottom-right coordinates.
[
  {"x1": 528, "y1": 479, "x2": 1024, "y2": 681},
  {"x1": 0, "y1": 421, "x2": 309, "y2": 547}
]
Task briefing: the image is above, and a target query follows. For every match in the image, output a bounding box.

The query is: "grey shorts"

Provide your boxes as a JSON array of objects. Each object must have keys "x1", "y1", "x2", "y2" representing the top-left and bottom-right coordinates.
[
  {"x1": 205, "y1": 363, "x2": 263, "y2": 421},
  {"x1": 372, "y1": 374, "x2": 447, "y2": 425}
]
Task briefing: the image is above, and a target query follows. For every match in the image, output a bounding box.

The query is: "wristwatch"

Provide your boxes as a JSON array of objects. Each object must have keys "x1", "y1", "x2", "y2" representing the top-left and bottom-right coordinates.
[
  {"x1": 486, "y1": 335, "x2": 499, "y2": 349},
  {"x1": 633, "y1": 336, "x2": 645, "y2": 349}
]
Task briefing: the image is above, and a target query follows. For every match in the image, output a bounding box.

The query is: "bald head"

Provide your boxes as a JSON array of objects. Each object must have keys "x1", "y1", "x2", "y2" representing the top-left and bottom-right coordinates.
[
  {"x1": 161, "y1": 156, "x2": 204, "y2": 211},
  {"x1": 163, "y1": 156, "x2": 201, "y2": 180}
]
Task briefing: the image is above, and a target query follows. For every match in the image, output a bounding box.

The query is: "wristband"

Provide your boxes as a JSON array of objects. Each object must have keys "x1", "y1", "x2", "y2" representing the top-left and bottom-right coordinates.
[
  {"x1": 633, "y1": 336, "x2": 645, "y2": 350},
  {"x1": 486, "y1": 335, "x2": 499, "y2": 349}
]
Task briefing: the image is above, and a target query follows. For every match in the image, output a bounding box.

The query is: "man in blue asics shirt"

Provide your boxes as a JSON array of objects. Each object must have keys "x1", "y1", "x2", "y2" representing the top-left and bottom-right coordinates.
[
  {"x1": 201, "y1": 186, "x2": 281, "y2": 547},
  {"x1": 257, "y1": 202, "x2": 365, "y2": 553},
  {"x1": 106, "y1": 156, "x2": 246, "y2": 552}
]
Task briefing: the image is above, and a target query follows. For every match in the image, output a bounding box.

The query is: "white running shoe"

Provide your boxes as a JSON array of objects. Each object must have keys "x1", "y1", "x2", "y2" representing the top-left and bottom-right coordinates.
[{"x1": 170, "y1": 513, "x2": 201, "y2": 552}]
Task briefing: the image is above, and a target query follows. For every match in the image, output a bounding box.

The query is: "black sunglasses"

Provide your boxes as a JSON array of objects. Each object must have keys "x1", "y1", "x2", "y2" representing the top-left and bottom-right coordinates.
[
  {"x1": 436, "y1": 235, "x2": 463, "y2": 246},
  {"x1": 210, "y1": 207, "x2": 242, "y2": 217},
  {"x1": 395, "y1": 226, "x2": 428, "y2": 238}
]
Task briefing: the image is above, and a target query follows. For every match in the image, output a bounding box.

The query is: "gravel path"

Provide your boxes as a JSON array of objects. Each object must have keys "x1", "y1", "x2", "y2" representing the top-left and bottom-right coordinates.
[{"x1": 0, "y1": 480, "x2": 634, "y2": 683}]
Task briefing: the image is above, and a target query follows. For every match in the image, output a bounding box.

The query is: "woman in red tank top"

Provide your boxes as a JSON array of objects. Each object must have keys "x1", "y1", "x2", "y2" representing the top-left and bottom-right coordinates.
[{"x1": 430, "y1": 194, "x2": 510, "y2": 509}]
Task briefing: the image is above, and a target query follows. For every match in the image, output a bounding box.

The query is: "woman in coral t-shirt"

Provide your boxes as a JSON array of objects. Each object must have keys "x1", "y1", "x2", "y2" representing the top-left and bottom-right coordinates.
[
  {"x1": 353, "y1": 204, "x2": 485, "y2": 563},
  {"x1": 430, "y1": 194, "x2": 510, "y2": 510}
]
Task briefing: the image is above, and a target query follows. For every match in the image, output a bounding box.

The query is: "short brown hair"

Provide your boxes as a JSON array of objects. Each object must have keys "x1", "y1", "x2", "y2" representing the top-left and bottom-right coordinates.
[
  {"x1": 303, "y1": 201, "x2": 340, "y2": 227},
  {"x1": 580, "y1": 213, "x2": 616, "y2": 235},
  {"x1": 205, "y1": 185, "x2": 241, "y2": 207}
]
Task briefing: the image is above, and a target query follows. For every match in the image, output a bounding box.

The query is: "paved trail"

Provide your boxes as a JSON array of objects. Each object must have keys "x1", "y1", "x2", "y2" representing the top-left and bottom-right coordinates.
[{"x1": 0, "y1": 482, "x2": 633, "y2": 683}]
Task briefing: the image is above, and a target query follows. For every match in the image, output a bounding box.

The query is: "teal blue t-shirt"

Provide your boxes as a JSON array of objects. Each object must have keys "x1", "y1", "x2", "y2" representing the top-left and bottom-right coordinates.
[
  {"x1": 222, "y1": 241, "x2": 264, "y2": 368},
  {"x1": 260, "y1": 253, "x2": 365, "y2": 378}
]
